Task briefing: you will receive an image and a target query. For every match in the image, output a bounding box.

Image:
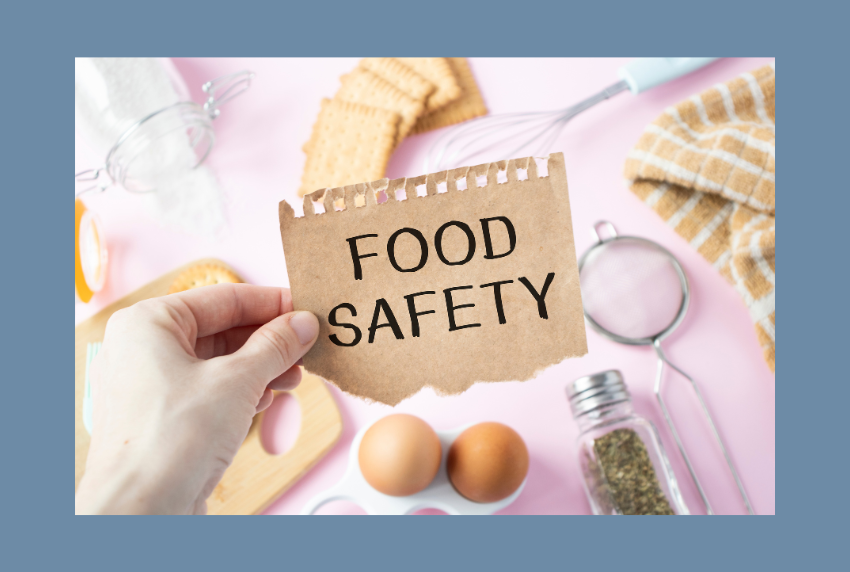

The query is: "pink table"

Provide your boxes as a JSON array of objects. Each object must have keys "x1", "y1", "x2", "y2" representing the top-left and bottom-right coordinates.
[{"x1": 75, "y1": 57, "x2": 776, "y2": 515}]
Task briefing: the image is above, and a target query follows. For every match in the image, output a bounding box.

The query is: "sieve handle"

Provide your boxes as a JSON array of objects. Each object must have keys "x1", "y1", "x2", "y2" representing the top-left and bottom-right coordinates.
[
  {"x1": 590, "y1": 220, "x2": 618, "y2": 244},
  {"x1": 653, "y1": 340, "x2": 755, "y2": 515}
]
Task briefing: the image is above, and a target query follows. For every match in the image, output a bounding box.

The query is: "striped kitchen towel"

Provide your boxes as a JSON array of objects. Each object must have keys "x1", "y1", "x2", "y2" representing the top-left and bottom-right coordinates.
[{"x1": 624, "y1": 64, "x2": 775, "y2": 372}]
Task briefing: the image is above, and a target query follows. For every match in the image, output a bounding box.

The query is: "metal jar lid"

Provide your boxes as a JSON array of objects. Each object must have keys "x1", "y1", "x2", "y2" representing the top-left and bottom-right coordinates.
[{"x1": 567, "y1": 370, "x2": 631, "y2": 417}]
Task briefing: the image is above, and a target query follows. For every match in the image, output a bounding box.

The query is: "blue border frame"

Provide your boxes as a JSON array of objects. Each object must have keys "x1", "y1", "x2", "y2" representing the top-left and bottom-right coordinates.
[{"x1": 8, "y1": 0, "x2": 833, "y2": 568}]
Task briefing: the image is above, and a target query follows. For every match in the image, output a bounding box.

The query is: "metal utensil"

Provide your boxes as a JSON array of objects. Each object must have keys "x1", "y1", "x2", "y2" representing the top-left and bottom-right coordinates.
[
  {"x1": 425, "y1": 58, "x2": 718, "y2": 172},
  {"x1": 578, "y1": 221, "x2": 754, "y2": 515}
]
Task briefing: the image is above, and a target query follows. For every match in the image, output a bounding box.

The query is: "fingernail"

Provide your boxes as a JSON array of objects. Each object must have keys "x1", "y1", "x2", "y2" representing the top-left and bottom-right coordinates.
[{"x1": 290, "y1": 312, "x2": 319, "y2": 345}]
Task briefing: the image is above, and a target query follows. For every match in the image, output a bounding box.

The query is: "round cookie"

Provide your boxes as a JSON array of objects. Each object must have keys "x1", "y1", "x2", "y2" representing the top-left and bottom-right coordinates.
[{"x1": 168, "y1": 264, "x2": 242, "y2": 294}]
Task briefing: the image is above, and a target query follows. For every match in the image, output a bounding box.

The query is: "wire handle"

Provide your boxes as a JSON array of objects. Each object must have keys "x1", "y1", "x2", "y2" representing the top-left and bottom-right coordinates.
[
  {"x1": 75, "y1": 168, "x2": 112, "y2": 197},
  {"x1": 652, "y1": 339, "x2": 755, "y2": 515},
  {"x1": 203, "y1": 70, "x2": 255, "y2": 118}
]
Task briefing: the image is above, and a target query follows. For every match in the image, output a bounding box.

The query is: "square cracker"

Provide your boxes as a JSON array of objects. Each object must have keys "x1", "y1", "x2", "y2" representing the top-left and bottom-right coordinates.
[
  {"x1": 299, "y1": 98, "x2": 399, "y2": 197},
  {"x1": 359, "y1": 57, "x2": 435, "y2": 104},
  {"x1": 335, "y1": 68, "x2": 425, "y2": 146},
  {"x1": 396, "y1": 57, "x2": 461, "y2": 112},
  {"x1": 412, "y1": 58, "x2": 487, "y2": 134}
]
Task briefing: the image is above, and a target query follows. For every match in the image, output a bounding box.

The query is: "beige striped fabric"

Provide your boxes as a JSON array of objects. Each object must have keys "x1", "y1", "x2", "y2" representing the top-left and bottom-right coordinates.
[{"x1": 624, "y1": 64, "x2": 775, "y2": 372}]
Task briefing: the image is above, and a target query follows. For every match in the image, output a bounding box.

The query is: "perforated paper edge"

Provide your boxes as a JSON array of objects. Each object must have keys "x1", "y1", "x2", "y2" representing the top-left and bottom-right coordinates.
[{"x1": 281, "y1": 155, "x2": 551, "y2": 221}]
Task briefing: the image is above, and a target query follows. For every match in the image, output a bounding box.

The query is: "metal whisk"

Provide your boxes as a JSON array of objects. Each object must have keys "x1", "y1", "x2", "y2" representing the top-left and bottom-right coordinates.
[{"x1": 425, "y1": 58, "x2": 718, "y2": 173}]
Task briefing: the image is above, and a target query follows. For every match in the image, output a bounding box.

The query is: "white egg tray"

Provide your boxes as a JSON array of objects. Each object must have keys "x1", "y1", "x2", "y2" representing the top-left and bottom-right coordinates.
[{"x1": 301, "y1": 422, "x2": 526, "y2": 515}]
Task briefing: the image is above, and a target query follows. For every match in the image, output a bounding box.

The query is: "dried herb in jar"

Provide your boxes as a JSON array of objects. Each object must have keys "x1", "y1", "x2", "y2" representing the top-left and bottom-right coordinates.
[
  {"x1": 581, "y1": 448, "x2": 617, "y2": 515},
  {"x1": 592, "y1": 428, "x2": 674, "y2": 515}
]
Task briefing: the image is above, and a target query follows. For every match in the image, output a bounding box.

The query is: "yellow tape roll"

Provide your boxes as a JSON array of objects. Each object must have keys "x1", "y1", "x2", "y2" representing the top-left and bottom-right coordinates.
[{"x1": 75, "y1": 199, "x2": 107, "y2": 303}]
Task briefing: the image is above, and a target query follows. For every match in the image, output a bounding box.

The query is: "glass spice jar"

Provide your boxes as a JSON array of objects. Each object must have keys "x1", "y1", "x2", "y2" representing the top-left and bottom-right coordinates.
[{"x1": 567, "y1": 370, "x2": 688, "y2": 515}]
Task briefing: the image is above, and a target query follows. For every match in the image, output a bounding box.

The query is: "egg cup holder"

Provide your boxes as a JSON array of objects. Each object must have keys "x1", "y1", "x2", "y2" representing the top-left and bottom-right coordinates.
[{"x1": 301, "y1": 422, "x2": 526, "y2": 515}]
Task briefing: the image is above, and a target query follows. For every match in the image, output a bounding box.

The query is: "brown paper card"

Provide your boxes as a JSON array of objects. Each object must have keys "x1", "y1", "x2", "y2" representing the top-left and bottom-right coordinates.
[{"x1": 279, "y1": 152, "x2": 587, "y2": 405}]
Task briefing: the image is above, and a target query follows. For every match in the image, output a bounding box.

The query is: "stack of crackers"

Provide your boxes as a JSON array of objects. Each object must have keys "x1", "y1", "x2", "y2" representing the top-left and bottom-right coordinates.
[{"x1": 298, "y1": 57, "x2": 487, "y2": 197}]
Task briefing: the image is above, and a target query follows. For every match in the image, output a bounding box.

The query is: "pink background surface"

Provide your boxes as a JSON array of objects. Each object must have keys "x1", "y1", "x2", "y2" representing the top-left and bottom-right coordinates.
[{"x1": 75, "y1": 57, "x2": 776, "y2": 515}]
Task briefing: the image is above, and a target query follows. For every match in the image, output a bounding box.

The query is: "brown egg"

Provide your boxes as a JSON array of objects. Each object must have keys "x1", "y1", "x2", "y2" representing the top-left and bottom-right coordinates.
[
  {"x1": 358, "y1": 414, "x2": 442, "y2": 497},
  {"x1": 447, "y1": 422, "x2": 529, "y2": 503}
]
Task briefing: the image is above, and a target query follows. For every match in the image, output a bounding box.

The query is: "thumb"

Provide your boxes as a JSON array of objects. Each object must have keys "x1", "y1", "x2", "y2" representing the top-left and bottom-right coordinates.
[{"x1": 222, "y1": 311, "x2": 319, "y2": 392}]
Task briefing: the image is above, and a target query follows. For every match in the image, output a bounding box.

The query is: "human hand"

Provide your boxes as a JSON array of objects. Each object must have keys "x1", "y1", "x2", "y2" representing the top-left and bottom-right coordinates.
[{"x1": 75, "y1": 284, "x2": 319, "y2": 515}]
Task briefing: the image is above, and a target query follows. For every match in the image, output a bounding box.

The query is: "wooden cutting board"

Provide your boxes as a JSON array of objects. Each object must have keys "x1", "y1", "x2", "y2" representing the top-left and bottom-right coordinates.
[{"x1": 75, "y1": 259, "x2": 342, "y2": 514}]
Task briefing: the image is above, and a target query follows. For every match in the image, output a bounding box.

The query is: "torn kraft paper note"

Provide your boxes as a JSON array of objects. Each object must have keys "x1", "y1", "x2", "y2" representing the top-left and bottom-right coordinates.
[{"x1": 279, "y1": 152, "x2": 587, "y2": 405}]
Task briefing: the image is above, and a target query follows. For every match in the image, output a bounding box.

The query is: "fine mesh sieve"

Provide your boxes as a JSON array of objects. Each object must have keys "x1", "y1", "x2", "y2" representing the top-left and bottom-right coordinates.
[{"x1": 578, "y1": 221, "x2": 754, "y2": 515}]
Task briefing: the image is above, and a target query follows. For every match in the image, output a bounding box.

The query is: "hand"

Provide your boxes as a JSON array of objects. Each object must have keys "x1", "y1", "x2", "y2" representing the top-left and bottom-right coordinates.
[{"x1": 75, "y1": 284, "x2": 319, "y2": 515}]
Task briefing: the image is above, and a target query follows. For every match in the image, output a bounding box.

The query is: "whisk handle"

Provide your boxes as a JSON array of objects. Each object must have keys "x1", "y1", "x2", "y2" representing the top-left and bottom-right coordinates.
[{"x1": 618, "y1": 58, "x2": 719, "y2": 94}]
